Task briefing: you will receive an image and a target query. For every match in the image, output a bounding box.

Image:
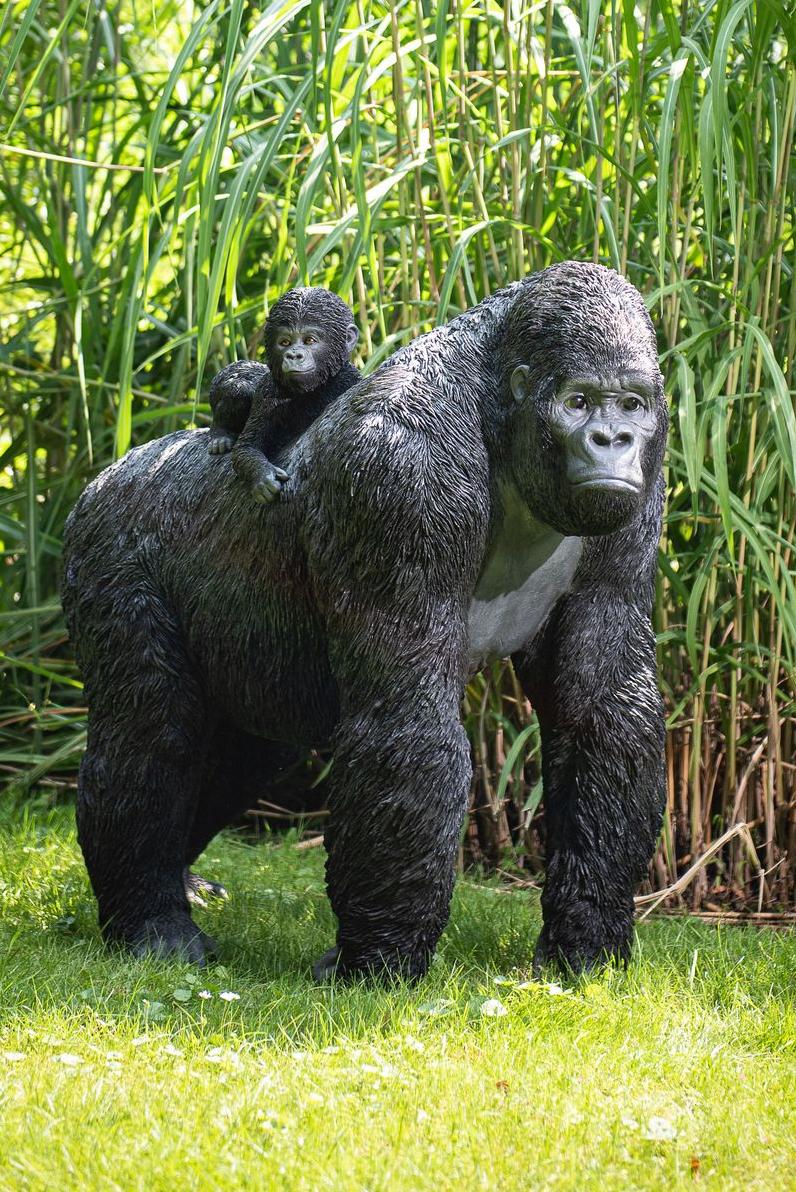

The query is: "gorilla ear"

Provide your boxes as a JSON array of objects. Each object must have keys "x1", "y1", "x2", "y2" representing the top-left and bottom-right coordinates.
[
  {"x1": 510, "y1": 365, "x2": 531, "y2": 404},
  {"x1": 345, "y1": 324, "x2": 359, "y2": 353}
]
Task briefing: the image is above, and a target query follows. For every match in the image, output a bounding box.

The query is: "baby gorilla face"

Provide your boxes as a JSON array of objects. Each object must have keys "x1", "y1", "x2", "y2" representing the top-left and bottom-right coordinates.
[{"x1": 271, "y1": 324, "x2": 333, "y2": 394}]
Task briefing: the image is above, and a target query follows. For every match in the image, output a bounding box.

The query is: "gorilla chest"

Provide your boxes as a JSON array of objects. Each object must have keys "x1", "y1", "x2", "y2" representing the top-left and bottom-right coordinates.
[{"x1": 467, "y1": 522, "x2": 582, "y2": 669}]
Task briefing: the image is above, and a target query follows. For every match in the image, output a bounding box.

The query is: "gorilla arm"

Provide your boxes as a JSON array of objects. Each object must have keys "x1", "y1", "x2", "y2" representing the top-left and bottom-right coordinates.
[
  {"x1": 230, "y1": 373, "x2": 290, "y2": 504},
  {"x1": 513, "y1": 480, "x2": 667, "y2": 973},
  {"x1": 307, "y1": 399, "x2": 489, "y2": 980}
]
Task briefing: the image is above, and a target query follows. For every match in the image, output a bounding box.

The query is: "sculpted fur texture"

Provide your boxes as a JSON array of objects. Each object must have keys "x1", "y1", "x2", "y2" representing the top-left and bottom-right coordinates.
[{"x1": 62, "y1": 261, "x2": 668, "y2": 978}]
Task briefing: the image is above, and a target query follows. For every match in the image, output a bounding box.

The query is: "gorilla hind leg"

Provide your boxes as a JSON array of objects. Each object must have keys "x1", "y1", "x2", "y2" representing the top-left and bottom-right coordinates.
[
  {"x1": 79, "y1": 726, "x2": 217, "y2": 965},
  {"x1": 75, "y1": 585, "x2": 216, "y2": 964}
]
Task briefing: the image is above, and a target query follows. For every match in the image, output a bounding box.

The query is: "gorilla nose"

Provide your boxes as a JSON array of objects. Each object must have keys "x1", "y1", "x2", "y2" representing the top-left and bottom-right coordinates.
[{"x1": 587, "y1": 425, "x2": 634, "y2": 451}]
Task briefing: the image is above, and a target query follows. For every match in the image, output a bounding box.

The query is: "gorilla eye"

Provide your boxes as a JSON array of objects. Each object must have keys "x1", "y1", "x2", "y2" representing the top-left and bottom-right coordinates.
[
  {"x1": 622, "y1": 396, "x2": 643, "y2": 412},
  {"x1": 278, "y1": 337, "x2": 291, "y2": 347},
  {"x1": 564, "y1": 393, "x2": 588, "y2": 411},
  {"x1": 303, "y1": 334, "x2": 318, "y2": 345}
]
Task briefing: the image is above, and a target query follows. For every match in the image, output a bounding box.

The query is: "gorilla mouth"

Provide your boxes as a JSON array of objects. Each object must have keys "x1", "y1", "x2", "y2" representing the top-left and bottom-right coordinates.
[
  {"x1": 572, "y1": 476, "x2": 641, "y2": 493},
  {"x1": 283, "y1": 364, "x2": 315, "y2": 375}
]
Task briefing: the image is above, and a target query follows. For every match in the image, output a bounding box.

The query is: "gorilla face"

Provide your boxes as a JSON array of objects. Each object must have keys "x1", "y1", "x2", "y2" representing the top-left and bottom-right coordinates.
[
  {"x1": 265, "y1": 288, "x2": 358, "y2": 397},
  {"x1": 492, "y1": 260, "x2": 668, "y2": 538},
  {"x1": 270, "y1": 323, "x2": 355, "y2": 394},
  {"x1": 509, "y1": 362, "x2": 666, "y2": 537}
]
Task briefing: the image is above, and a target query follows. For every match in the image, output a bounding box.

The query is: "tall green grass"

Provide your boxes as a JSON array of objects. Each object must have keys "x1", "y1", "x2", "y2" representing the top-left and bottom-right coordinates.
[{"x1": 1, "y1": 1, "x2": 794, "y2": 909}]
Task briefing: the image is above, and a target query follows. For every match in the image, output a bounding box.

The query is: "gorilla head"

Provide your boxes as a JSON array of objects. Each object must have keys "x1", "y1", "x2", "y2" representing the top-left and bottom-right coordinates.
[
  {"x1": 265, "y1": 287, "x2": 359, "y2": 396},
  {"x1": 500, "y1": 262, "x2": 667, "y2": 536}
]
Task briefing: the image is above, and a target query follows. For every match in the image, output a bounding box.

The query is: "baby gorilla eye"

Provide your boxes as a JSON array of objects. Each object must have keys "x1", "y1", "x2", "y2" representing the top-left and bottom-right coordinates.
[
  {"x1": 278, "y1": 337, "x2": 291, "y2": 347},
  {"x1": 564, "y1": 393, "x2": 588, "y2": 411},
  {"x1": 303, "y1": 335, "x2": 318, "y2": 345}
]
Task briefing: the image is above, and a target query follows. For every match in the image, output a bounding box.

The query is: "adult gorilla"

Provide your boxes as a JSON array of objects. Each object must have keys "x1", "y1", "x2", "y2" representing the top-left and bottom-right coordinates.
[{"x1": 62, "y1": 261, "x2": 668, "y2": 979}]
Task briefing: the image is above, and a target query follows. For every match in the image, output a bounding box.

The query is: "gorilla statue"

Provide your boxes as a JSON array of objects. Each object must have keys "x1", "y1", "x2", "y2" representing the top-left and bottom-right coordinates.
[{"x1": 61, "y1": 261, "x2": 668, "y2": 979}]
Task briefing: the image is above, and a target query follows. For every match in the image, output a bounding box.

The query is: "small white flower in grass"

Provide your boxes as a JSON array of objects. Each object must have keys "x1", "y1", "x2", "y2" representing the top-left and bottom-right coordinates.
[
  {"x1": 544, "y1": 983, "x2": 567, "y2": 996},
  {"x1": 480, "y1": 998, "x2": 508, "y2": 1018},
  {"x1": 219, "y1": 991, "x2": 240, "y2": 1002},
  {"x1": 162, "y1": 1044, "x2": 183, "y2": 1057},
  {"x1": 644, "y1": 1116, "x2": 677, "y2": 1141},
  {"x1": 55, "y1": 1053, "x2": 83, "y2": 1066},
  {"x1": 417, "y1": 1109, "x2": 429, "y2": 1123},
  {"x1": 3, "y1": 1051, "x2": 25, "y2": 1062},
  {"x1": 621, "y1": 1116, "x2": 640, "y2": 1131},
  {"x1": 198, "y1": 990, "x2": 213, "y2": 1000},
  {"x1": 402, "y1": 1036, "x2": 425, "y2": 1053}
]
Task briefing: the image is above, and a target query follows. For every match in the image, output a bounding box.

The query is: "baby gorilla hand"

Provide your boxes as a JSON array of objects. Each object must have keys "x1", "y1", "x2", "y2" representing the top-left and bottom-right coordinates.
[{"x1": 251, "y1": 462, "x2": 290, "y2": 504}]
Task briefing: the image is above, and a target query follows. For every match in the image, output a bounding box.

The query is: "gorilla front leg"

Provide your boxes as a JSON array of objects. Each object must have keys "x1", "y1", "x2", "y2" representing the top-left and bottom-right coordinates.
[
  {"x1": 307, "y1": 401, "x2": 488, "y2": 981},
  {"x1": 321, "y1": 611, "x2": 472, "y2": 982},
  {"x1": 515, "y1": 590, "x2": 666, "y2": 974},
  {"x1": 323, "y1": 701, "x2": 471, "y2": 981}
]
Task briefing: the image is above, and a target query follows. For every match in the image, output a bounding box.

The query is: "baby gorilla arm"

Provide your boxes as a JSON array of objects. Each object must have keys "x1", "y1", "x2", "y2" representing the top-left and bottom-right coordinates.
[{"x1": 231, "y1": 377, "x2": 290, "y2": 505}]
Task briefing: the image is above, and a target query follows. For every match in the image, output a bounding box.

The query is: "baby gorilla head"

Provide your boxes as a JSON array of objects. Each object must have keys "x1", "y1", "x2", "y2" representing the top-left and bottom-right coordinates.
[
  {"x1": 502, "y1": 262, "x2": 667, "y2": 536},
  {"x1": 265, "y1": 288, "x2": 358, "y2": 396}
]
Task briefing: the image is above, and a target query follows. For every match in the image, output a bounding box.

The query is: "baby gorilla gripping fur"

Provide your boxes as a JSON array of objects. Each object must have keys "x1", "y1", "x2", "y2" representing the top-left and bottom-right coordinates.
[
  {"x1": 62, "y1": 262, "x2": 668, "y2": 979},
  {"x1": 207, "y1": 287, "x2": 359, "y2": 504}
]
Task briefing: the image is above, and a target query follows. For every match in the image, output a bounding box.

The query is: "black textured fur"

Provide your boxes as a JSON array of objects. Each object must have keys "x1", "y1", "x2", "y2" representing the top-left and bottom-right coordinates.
[{"x1": 62, "y1": 261, "x2": 668, "y2": 979}]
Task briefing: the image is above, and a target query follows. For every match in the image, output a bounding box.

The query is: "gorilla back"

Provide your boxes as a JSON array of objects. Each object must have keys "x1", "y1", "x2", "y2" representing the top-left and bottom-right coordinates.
[{"x1": 63, "y1": 261, "x2": 668, "y2": 979}]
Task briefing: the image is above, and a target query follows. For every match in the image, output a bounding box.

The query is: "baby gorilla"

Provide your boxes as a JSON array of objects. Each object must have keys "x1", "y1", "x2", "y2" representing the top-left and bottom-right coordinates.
[{"x1": 207, "y1": 287, "x2": 360, "y2": 503}]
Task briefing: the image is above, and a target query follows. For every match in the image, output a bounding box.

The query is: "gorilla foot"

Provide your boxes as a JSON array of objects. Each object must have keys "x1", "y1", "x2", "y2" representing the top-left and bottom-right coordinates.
[
  {"x1": 208, "y1": 434, "x2": 234, "y2": 455},
  {"x1": 120, "y1": 915, "x2": 219, "y2": 966},
  {"x1": 312, "y1": 944, "x2": 430, "y2": 984},
  {"x1": 533, "y1": 902, "x2": 633, "y2": 977},
  {"x1": 184, "y1": 868, "x2": 229, "y2": 908},
  {"x1": 312, "y1": 946, "x2": 341, "y2": 983}
]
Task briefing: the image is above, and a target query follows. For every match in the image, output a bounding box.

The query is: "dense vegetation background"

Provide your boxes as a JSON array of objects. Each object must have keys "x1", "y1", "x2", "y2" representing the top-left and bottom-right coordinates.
[{"x1": 1, "y1": 0, "x2": 794, "y2": 911}]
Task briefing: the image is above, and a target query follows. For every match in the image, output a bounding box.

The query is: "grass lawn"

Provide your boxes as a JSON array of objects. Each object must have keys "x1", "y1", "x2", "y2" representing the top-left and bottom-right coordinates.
[{"x1": 0, "y1": 803, "x2": 793, "y2": 1191}]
